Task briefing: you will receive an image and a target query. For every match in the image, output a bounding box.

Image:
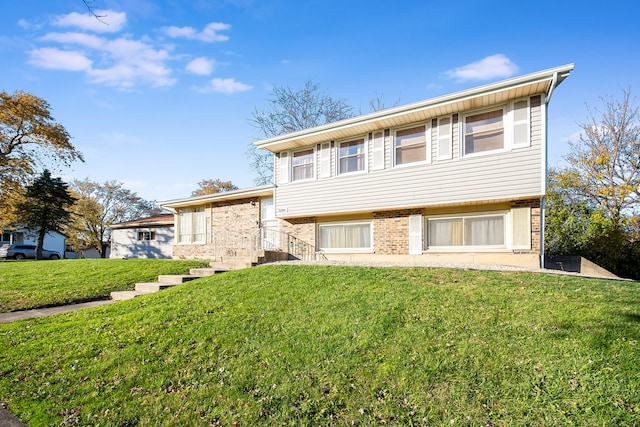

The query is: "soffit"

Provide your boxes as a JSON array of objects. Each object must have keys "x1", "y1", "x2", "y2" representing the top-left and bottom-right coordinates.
[{"x1": 254, "y1": 64, "x2": 573, "y2": 152}]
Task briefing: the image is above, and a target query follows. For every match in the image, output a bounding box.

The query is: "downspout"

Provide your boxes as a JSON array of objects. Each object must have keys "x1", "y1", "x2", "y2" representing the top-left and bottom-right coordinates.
[{"x1": 540, "y1": 71, "x2": 560, "y2": 268}]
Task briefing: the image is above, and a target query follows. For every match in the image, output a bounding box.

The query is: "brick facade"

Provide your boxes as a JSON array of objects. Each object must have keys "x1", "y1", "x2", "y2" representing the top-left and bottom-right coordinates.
[
  {"x1": 373, "y1": 209, "x2": 423, "y2": 255},
  {"x1": 173, "y1": 197, "x2": 261, "y2": 260},
  {"x1": 279, "y1": 217, "x2": 316, "y2": 247}
]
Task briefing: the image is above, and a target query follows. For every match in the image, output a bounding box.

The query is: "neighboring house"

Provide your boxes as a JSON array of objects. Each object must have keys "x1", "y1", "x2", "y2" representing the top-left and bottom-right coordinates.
[
  {"x1": 1, "y1": 229, "x2": 67, "y2": 257},
  {"x1": 162, "y1": 64, "x2": 573, "y2": 269},
  {"x1": 109, "y1": 214, "x2": 174, "y2": 259}
]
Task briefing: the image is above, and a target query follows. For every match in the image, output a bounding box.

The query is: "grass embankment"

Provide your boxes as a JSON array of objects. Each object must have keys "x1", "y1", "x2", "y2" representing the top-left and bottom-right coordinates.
[
  {"x1": 0, "y1": 265, "x2": 638, "y2": 425},
  {"x1": 0, "y1": 259, "x2": 209, "y2": 312}
]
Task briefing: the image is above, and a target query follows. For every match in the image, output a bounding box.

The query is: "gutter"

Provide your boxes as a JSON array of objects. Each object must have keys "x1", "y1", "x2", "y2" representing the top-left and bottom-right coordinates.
[{"x1": 544, "y1": 71, "x2": 559, "y2": 105}]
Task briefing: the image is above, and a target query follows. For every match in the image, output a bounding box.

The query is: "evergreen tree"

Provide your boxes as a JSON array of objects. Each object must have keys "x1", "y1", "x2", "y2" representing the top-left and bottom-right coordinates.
[{"x1": 16, "y1": 170, "x2": 76, "y2": 259}]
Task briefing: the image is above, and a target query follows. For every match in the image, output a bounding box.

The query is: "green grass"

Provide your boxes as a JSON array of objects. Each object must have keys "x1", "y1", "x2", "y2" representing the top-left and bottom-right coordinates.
[
  {"x1": 0, "y1": 259, "x2": 209, "y2": 312},
  {"x1": 0, "y1": 265, "x2": 638, "y2": 426}
]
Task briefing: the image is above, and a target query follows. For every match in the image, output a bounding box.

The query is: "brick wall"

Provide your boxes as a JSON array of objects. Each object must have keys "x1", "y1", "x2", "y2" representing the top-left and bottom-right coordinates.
[
  {"x1": 279, "y1": 217, "x2": 316, "y2": 247},
  {"x1": 172, "y1": 198, "x2": 261, "y2": 260},
  {"x1": 373, "y1": 209, "x2": 423, "y2": 255}
]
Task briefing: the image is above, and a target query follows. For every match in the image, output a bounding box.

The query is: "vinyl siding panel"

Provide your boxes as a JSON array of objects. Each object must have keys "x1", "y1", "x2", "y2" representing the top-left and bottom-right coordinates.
[
  {"x1": 276, "y1": 95, "x2": 544, "y2": 218},
  {"x1": 276, "y1": 146, "x2": 543, "y2": 217}
]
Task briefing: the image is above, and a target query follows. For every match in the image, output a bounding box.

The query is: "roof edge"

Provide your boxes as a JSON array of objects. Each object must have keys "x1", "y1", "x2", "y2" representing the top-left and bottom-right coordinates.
[
  {"x1": 253, "y1": 63, "x2": 574, "y2": 150},
  {"x1": 159, "y1": 184, "x2": 274, "y2": 208}
]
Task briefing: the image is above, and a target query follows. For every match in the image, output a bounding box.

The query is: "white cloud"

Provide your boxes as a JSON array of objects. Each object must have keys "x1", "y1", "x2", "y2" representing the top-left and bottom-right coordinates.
[
  {"x1": 53, "y1": 10, "x2": 126, "y2": 33},
  {"x1": 186, "y1": 57, "x2": 215, "y2": 75},
  {"x1": 25, "y1": 12, "x2": 241, "y2": 91},
  {"x1": 42, "y1": 32, "x2": 106, "y2": 49},
  {"x1": 86, "y1": 39, "x2": 176, "y2": 89},
  {"x1": 18, "y1": 19, "x2": 42, "y2": 31},
  {"x1": 445, "y1": 54, "x2": 519, "y2": 82},
  {"x1": 164, "y1": 22, "x2": 230, "y2": 42},
  {"x1": 28, "y1": 47, "x2": 92, "y2": 71},
  {"x1": 198, "y1": 78, "x2": 252, "y2": 94}
]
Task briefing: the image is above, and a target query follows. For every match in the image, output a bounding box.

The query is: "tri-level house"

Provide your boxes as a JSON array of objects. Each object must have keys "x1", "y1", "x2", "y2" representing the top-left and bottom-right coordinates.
[{"x1": 161, "y1": 64, "x2": 573, "y2": 269}]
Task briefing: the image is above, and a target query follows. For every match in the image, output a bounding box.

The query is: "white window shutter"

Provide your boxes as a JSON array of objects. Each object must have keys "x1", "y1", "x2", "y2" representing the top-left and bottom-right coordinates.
[
  {"x1": 409, "y1": 214, "x2": 423, "y2": 255},
  {"x1": 279, "y1": 152, "x2": 289, "y2": 184},
  {"x1": 438, "y1": 117, "x2": 452, "y2": 160},
  {"x1": 511, "y1": 207, "x2": 531, "y2": 250},
  {"x1": 320, "y1": 143, "x2": 331, "y2": 178},
  {"x1": 371, "y1": 131, "x2": 385, "y2": 170},
  {"x1": 512, "y1": 99, "x2": 530, "y2": 148}
]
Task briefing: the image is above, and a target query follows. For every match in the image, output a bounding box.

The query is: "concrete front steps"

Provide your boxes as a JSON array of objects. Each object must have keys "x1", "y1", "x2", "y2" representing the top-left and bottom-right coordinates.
[
  {"x1": 110, "y1": 274, "x2": 199, "y2": 301},
  {"x1": 109, "y1": 256, "x2": 269, "y2": 301}
]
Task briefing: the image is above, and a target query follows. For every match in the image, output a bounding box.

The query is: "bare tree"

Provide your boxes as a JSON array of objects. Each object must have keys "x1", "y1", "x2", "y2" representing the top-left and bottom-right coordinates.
[
  {"x1": 247, "y1": 79, "x2": 353, "y2": 185},
  {"x1": 82, "y1": 0, "x2": 107, "y2": 22},
  {"x1": 365, "y1": 92, "x2": 402, "y2": 113}
]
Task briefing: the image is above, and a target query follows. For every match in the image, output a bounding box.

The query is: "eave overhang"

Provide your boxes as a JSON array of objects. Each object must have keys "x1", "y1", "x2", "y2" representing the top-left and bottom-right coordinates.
[
  {"x1": 253, "y1": 64, "x2": 574, "y2": 153},
  {"x1": 159, "y1": 185, "x2": 274, "y2": 209}
]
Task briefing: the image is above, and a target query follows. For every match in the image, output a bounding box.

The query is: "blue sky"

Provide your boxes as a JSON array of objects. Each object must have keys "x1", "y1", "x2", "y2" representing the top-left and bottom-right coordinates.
[{"x1": 2, "y1": 0, "x2": 639, "y2": 202}]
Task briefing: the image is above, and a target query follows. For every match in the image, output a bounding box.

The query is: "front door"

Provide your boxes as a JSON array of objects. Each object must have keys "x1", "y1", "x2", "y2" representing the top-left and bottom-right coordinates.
[{"x1": 261, "y1": 198, "x2": 279, "y2": 250}]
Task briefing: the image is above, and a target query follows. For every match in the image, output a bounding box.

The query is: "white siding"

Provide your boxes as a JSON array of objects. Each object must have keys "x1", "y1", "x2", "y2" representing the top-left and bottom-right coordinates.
[
  {"x1": 110, "y1": 226, "x2": 174, "y2": 259},
  {"x1": 276, "y1": 146, "x2": 542, "y2": 217},
  {"x1": 275, "y1": 95, "x2": 544, "y2": 218}
]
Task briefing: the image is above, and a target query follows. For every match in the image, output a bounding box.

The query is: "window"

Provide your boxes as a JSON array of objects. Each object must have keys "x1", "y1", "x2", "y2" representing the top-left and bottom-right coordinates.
[
  {"x1": 464, "y1": 108, "x2": 504, "y2": 154},
  {"x1": 318, "y1": 221, "x2": 372, "y2": 251},
  {"x1": 178, "y1": 208, "x2": 205, "y2": 244},
  {"x1": 137, "y1": 231, "x2": 156, "y2": 241},
  {"x1": 395, "y1": 125, "x2": 426, "y2": 165},
  {"x1": 292, "y1": 149, "x2": 314, "y2": 181},
  {"x1": 427, "y1": 214, "x2": 505, "y2": 248},
  {"x1": 339, "y1": 138, "x2": 365, "y2": 174}
]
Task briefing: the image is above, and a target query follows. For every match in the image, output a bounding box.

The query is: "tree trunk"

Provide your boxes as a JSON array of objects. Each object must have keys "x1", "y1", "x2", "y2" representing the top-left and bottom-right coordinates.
[{"x1": 36, "y1": 228, "x2": 46, "y2": 260}]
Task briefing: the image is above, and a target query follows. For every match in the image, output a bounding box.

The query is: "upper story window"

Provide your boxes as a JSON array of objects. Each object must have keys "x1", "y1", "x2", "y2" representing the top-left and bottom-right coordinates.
[
  {"x1": 463, "y1": 108, "x2": 504, "y2": 155},
  {"x1": 339, "y1": 138, "x2": 365, "y2": 174},
  {"x1": 292, "y1": 149, "x2": 314, "y2": 181},
  {"x1": 395, "y1": 125, "x2": 426, "y2": 165}
]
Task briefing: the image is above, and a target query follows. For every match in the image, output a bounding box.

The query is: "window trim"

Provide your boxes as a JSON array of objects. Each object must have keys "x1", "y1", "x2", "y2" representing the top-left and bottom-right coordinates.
[
  {"x1": 137, "y1": 230, "x2": 156, "y2": 241},
  {"x1": 393, "y1": 123, "x2": 430, "y2": 167},
  {"x1": 317, "y1": 220, "x2": 373, "y2": 253},
  {"x1": 291, "y1": 147, "x2": 316, "y2": 182},
  {"x1": 462, "y1": 106, "x2": 506, "y2": 157},
  {"x1": 177, "y1": 207, "x2": 206, "y2": 245},
  {"x1": 337, "y1": 136, "x2": 367, "y2": 175},
  {"x1": 425, "y1": 211, "x2": 509, "y2": 251}
]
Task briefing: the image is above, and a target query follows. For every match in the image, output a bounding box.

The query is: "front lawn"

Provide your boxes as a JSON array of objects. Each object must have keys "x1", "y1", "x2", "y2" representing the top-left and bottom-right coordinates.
[
  {"x1": 0, "y1": 258, "x2": 209, "y2": 312},
  {"x1": 0, "y1": 265, "x2": 638, "y2": 425}
]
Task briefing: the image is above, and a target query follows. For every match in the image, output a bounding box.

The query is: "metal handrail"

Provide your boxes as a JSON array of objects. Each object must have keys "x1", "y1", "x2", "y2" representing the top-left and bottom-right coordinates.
[{"x1": 208, "y1": 227, "x2": 321, "y2": 261}]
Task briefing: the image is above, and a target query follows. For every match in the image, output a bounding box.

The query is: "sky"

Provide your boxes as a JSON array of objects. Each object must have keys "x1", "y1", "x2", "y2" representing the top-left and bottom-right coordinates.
[{"x1": 2, "y1": 0, "x2": 639, "y2": 202}]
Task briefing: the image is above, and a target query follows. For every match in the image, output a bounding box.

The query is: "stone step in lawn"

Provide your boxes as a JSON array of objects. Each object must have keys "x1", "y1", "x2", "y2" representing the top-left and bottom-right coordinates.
[
  {"x1": 110, "y1": 291, "x2": 146, "y2": 301},
  {"x1": 135, "y1": 282, "x2": 179, "y2": 293},
  {"x1": 157, "y1": 274, "x2": 199, "y2": 284}
]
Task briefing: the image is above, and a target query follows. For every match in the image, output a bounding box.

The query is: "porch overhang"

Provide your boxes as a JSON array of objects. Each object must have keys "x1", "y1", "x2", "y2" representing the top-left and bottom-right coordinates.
[{"x1": 253, "y1": 64, "x2": 573, "y2": 153}]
